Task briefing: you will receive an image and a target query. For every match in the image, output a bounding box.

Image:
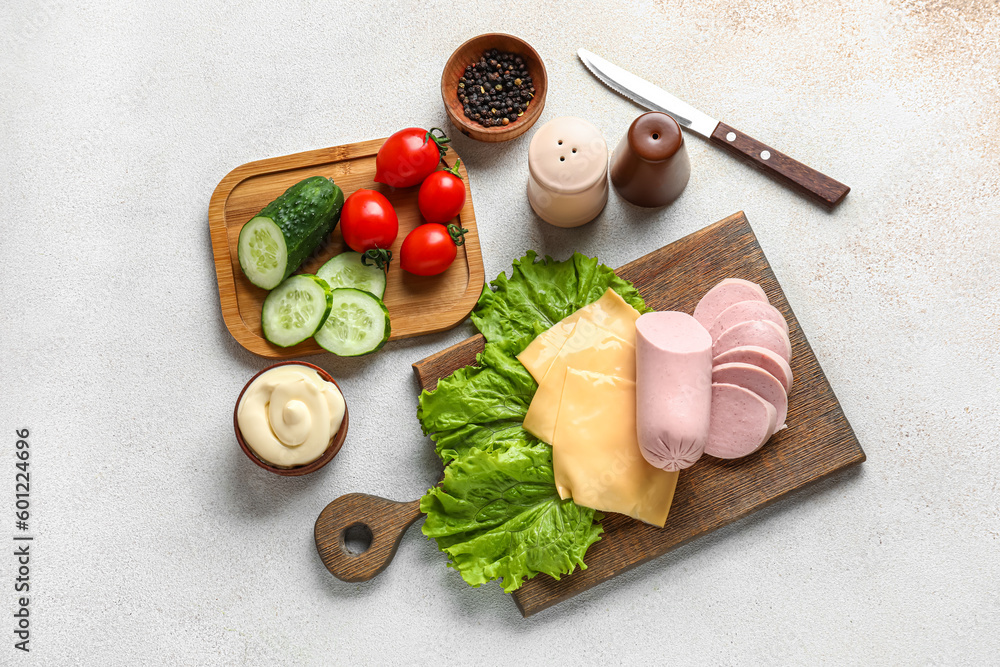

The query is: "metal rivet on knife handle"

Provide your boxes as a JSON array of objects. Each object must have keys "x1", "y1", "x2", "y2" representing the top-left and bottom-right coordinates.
[{"x1": 710, "y1": 122, "x2": 850, "y2": 208}]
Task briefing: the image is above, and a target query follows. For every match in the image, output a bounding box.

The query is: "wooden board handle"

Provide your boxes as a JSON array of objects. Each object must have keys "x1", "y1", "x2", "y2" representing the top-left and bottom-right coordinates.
[
  {"x1": 314, "y1": 493, "x2": 422, "y2": 583},
  {"x1": 710, "y1": 122, "x2": 850, "y2": 208}
]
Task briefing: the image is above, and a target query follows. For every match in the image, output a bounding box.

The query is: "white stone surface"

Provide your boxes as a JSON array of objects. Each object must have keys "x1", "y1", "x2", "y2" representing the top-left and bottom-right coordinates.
[{"x1": 2, "y1": 0, "x2": 998, "y2": 663}]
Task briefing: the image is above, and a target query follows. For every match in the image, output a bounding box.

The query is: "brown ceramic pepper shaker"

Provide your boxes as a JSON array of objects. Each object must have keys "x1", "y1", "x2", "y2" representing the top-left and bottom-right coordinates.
[{"x1": 610, "y1": 111, "x2": 690, "y2": 207}]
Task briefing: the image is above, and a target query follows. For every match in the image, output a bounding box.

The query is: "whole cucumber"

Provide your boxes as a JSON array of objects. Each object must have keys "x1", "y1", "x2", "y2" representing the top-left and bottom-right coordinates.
[{"x1": 238, "y1": 176, "x2": 345, "y2": 290}]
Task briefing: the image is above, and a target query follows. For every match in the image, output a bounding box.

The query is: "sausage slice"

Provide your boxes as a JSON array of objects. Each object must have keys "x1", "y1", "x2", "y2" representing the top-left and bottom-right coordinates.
[
  {"x1": 704, "y1": 383, "x2": 778, "y2": 459},
  {"x1": 712, "y1": 362, "x2": 788, "y2": 429},
  {"x1": 693, "y1": 278, "x2": 769, "y2": 329},
  {"x1": 713, "y1": 345, "x2": 792, "y2": 393},
  {"x1": 708, "y1": 300, "x2": 788, "y2": 342},
  {"x1": 713, "y1": 320, "x2": 791, "y2": 363}
]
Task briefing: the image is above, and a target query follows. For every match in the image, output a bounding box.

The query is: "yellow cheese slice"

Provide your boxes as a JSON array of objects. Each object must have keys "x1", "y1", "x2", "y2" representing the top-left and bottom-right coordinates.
[
  {"x1": 552, "y1": 369, "x2": 679, "y2": 528},
  {"x1": 522, "y1": 320, "x2": 634, "y2": 446},
  {"x1": 517, "y1": 288, "x2": 641, "y2": 383}
]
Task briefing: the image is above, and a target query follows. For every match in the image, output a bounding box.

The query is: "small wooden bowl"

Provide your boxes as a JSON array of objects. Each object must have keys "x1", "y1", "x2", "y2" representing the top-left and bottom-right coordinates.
[
  {"x1": 441, "y1": 33, "x2": 547, "y2": 143},
  {"x1": 234, "y1": 361, "x2": 349, "y2": 476}
]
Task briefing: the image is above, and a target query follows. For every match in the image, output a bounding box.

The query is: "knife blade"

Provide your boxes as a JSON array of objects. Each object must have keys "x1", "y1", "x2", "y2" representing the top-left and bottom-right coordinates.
[{"x1": 578, "y1": 49, "x2": 850, "y2": 208}]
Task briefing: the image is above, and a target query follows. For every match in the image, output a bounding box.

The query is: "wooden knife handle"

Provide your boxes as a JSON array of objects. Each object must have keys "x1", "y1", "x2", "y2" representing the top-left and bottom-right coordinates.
[
  {"x1": 314, "y1": 493, "x2": 422, "y2": 583},
  {"x1": 710, "y1": 122, "x2": 850, "y2": 208}
]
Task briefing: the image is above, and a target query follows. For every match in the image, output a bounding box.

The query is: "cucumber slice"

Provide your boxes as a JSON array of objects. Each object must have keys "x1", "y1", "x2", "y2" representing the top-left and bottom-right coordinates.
[
  {"x1": 317, "y1": 251, "x2": 387, "y2": 299},
  {"x1": 314, "y1": 288, "x2": 391, "y2": 357},
  {"x1": 261, "y1": 274, "x2": 332, "y2": 347},
  {"x1": 238, "y1": 216, "x2": 288, "y2": 290}
]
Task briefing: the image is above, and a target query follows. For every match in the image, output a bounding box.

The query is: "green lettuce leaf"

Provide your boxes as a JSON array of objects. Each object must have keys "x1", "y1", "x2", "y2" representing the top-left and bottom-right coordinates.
[
  {"x1": 417, "y1": 344, "x2": 537, "y2": 437},
  {"x1": 427, "y1": 420, "x2": 534, "y2": 464},
  {"x1": 417, "y1": 343, "x2": 538, "y2": 463},
  {"x1": 418, "y1": 251, "x2": 647, "y2": 592},
  {"x1": 471, "y1": 251, "x2": 649, "y2": 356},
  {"x1": 421, "y1": 441, "x2": 603, "y2": 593}
]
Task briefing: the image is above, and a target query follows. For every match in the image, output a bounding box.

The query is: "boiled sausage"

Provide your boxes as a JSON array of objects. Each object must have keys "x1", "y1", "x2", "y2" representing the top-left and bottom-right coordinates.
[{"x1": 635, "y1": 311, "x2": 713, "y2": 471}]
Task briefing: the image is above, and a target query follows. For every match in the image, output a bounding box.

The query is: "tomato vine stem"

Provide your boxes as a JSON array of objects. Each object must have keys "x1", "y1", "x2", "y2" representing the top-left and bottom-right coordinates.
[
  {"x1": 447, "y1": 224, "x2": 468, "y2": 247},
  {"x1": 360, "y1": 248, "x2": 393, "y2": 271}
]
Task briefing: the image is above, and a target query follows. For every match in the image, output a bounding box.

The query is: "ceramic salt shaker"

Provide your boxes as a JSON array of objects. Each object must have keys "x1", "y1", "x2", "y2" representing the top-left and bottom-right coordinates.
[
  {"x1": 610, "y1": 111, "x2": 690, "y2": 207},
  {"x1": 527, "y1": 117, "x2": 609, "y2": 227}
]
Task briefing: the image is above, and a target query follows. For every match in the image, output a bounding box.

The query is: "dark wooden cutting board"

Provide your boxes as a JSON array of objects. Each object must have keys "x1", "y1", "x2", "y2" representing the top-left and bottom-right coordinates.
[{"x1": 411, "y1": 210, "x2": 865, "y2": 617}]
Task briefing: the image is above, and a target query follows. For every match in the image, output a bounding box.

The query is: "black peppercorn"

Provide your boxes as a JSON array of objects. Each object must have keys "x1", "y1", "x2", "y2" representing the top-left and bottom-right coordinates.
[{"x1": 459, "y1": 48, "x2": 536, "y2": 129}]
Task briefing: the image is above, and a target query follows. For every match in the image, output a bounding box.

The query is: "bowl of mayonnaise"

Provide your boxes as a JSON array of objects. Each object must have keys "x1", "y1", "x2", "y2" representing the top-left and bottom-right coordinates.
[{"x1": 233, "y1": 361, "x2": 349, "y2": 476}]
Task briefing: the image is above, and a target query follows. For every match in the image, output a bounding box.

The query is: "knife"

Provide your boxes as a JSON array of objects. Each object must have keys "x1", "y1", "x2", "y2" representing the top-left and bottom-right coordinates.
[{"x1": 578, "y1": 49, "x2": 850, "y2": 208}]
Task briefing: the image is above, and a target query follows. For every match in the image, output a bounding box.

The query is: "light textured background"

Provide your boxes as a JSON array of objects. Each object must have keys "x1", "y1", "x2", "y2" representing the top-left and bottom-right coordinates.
[{"x1": 1, "y1": 0, "x2": 997, "y2": 664}]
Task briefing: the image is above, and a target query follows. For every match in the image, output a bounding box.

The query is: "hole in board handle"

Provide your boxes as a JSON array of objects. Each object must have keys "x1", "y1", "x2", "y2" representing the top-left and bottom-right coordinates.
[{"x1": 342, "y1": 523, "x2": 373, "y2": 556}]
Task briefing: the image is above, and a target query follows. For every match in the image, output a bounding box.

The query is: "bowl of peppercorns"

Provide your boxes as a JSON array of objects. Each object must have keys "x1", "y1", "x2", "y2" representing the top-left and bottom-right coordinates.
[{"x1": 441, "y1": 33, "x2": 547, "y2": 143}]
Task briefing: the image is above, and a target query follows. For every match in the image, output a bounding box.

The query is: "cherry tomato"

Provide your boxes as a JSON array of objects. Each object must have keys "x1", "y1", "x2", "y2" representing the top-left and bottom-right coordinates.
[
  {"x1": 340, "y1": 189, "x2": 398, "y2": 269},
  {"x1": 418, "y1": 160, "x2": 467, "y2": 224},
  {"x1": 374, "y1": 128, "x2": 450, "y2": 188},
  {"x1": 400, "y1": 223, "x2": 468, "y2": 276}
]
